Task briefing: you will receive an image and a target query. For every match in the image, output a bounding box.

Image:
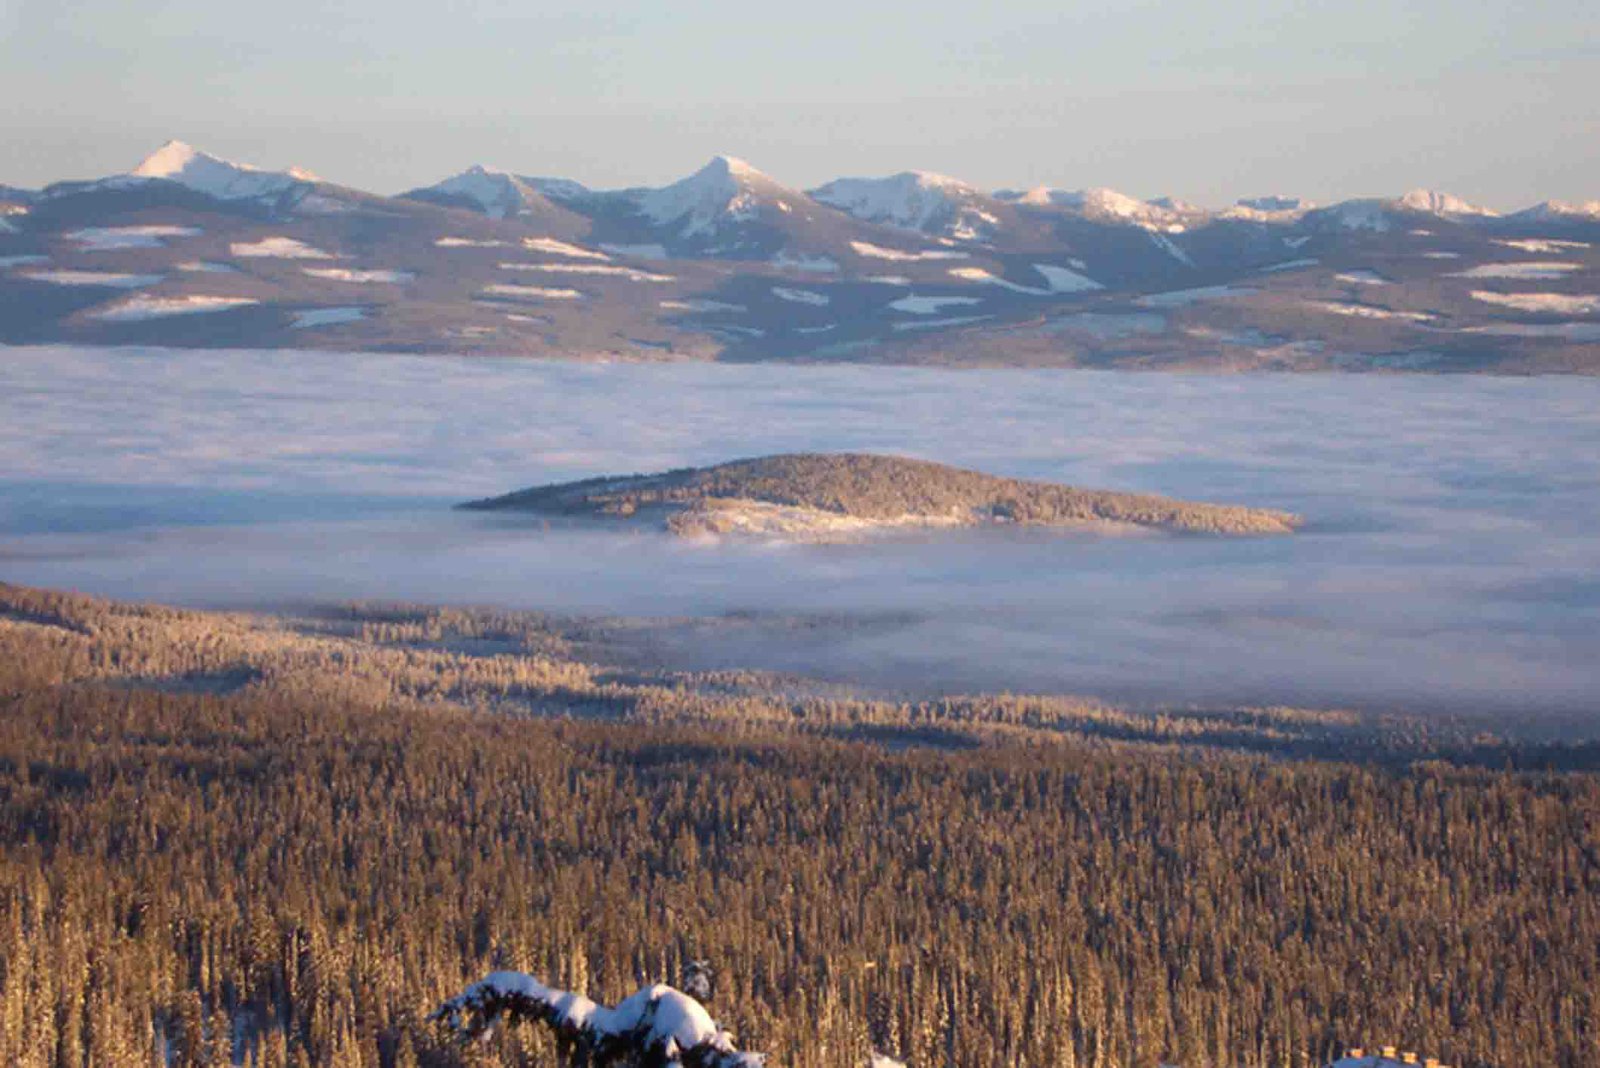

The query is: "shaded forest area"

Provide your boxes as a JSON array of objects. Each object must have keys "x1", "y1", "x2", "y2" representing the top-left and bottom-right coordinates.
[{"x1": 0, "y1": 583, "x2": 1597, "y2": 1066}]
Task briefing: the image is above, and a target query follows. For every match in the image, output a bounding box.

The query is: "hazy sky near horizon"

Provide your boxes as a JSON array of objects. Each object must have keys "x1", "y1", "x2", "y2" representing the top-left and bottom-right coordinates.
[{"x1": 1, "y1": 0, "x2": 1596, "y2": 207}]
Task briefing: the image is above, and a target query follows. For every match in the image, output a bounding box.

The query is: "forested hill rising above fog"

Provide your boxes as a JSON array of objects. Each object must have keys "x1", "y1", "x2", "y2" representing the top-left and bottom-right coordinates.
[
  {"x1": 1, "y1": 140, "x2": 1598, "y2": 371},
  {"x1": 461, "y1": 452, "x2": 1303, "y2": 539}
]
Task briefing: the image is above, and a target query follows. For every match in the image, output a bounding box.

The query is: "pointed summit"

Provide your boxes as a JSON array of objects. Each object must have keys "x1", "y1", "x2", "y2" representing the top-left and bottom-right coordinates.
[
  {"x1": 634, "y1": 155, "x2": 797, "y2": 238},
  {"x1": 127, "y1": 140, "x2": 311, "y2": 200}
]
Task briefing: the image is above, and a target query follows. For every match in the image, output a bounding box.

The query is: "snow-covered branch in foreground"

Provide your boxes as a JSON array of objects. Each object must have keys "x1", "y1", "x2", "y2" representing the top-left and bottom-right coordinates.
[{"x1": 430, "y1": 971, "x2": 766, "y2": 1067}]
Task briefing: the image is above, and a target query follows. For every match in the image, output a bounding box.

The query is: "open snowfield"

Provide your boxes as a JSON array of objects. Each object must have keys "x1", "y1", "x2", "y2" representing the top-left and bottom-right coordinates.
[{"x1": 2, "y1": 346, "x2": 1599, "y2": 725}]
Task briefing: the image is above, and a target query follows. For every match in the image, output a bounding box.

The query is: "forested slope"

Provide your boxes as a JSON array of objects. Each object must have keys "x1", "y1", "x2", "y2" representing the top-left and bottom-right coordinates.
[{"x1": 0, "y1": 586, "x2": 1596, "y2": 1067}]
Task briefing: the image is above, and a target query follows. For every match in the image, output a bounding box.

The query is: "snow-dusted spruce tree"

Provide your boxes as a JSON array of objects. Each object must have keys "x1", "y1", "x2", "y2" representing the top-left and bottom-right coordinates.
[{"x1": 431, "y1": 962, "x2": 765, "y2": 1067}]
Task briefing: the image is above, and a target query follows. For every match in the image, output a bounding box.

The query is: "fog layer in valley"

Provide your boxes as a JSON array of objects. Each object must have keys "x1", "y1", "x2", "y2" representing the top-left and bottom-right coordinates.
[{"x1": 3, "y1": 346, "x2": 1598, "y2": 726}]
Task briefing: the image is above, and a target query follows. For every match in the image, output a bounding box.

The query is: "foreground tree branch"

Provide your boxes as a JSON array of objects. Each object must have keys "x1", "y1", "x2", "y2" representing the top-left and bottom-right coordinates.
[{"x1": 431, "y1": 970, "x2": 766, "y2": 1067}]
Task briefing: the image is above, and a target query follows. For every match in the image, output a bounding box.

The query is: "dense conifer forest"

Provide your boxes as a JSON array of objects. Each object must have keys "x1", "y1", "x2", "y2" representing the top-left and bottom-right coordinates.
[{"x1": 0, "y1": 583, "x2": 1596, "y2": 1067}]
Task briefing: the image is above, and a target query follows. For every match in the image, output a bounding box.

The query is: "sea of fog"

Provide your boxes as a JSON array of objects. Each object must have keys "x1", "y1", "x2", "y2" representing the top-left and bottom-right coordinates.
[{"x1": 3, "y1": 345, "x2": 1599, "y2": 728}]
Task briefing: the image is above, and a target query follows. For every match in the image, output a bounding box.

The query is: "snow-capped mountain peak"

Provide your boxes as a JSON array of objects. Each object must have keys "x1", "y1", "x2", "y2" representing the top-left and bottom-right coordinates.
[
  {"x1": 128, "y1": 140, "x2": 313, "y2": 200},
  {"x1": 420, "y1": 165, "x2": 544, "y2": 219},
  {"x1": 1003, "y1": 186, "x2": 1195, "y2": 232},
  {"x1": 1396, "y1": 188, "x2": 1497, "y2": 217},
  {"x1": 809, "y1": 171, "x2": 998, "y2": 240},
  {"x1": 1514, "y1": 199, "x2": 1600, "y2": 222},
  {"x1": 634, "y1": 155, "x2": 791, "y2": 238}
]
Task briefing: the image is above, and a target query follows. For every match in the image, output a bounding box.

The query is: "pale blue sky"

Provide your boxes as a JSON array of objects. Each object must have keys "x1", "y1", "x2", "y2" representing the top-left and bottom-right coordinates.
[{"x1": 2, "y1": 0, "x2": 1596, "y2": 208}]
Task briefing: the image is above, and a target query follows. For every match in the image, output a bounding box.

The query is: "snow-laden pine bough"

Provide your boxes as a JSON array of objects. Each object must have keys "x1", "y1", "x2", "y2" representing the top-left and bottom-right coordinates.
[{"x1": 430, "y1": 970, "x2": 766, "y2": 1067}]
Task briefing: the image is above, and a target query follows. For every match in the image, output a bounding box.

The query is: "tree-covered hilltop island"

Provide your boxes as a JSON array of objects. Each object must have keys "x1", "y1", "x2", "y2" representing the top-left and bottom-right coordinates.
[{"x1": 461, "y1": 452, "x2": 1302, "y2": 539}]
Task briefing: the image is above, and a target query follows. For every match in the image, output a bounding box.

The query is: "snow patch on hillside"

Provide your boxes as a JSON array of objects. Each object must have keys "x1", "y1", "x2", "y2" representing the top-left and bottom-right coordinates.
[
  {"x1": 661, "y1": 298, "x2": 746, "y2": 313},
  {"x1": 1260, "y1": 258, "x2": 1319, "y2": 273},
  {"x1": 91, "y1": 294, "x2": 257, "y2": 321},
  {"x1": 892, "y1": 314, "x2": 993, "y2": 331},
  {"x1": 600, "y1": 243, "x2": 670, "y2": 260},
  {"x1": 0, "y1": 255, "x2": 48, "y2": 268},
  {"x1": 524, "y1": 237, "x2": 610, "y2": 260},
  {"x1": 1471, "y1": 291, "x2": 1600, "y2": 315},
  {"x1": 772, "y1": 286, "x2": 829, "y2": 305},
  {"x1": 1032, "y1": 263, "x2": 1103, "y2": 292},
  {"x1": 19, "y1": 269, "x2": 163, "y2": 288},
  {"x1": 1148, "y1": 231, "x2": 1194, "y2": 266},
  {"x1": 499, "y1": 263, "x2": 674, "y2": 282},
  {"x1": 176, "y1": 261, "x2": 239, "y2": 274},
  {"x1": 1449, "y1": 262, "x2": 1582, "y2": 280},
  {"x1": 436, "y1": 236, "x2": 510, "y2": 249},
  {"x1": 230, "y1": 237, "x2": 334, "y2": 259},
  {"x1": 67, "y1": 225, "x2": 201, "y2": 252},
  {"x1": 889, "y1": 295, "x2": 984, "y2": 315},
  {"x1": 291, "y1": 306, "x2": 366, "y2": 329},
  {"x1": 1309, "y1": 301, "x2": 1436, "y2": 322},
  {"x1": 949, "y1": 266, "x2": 1045, "y2": 294},
  {"x1": 482, "y1": 284, "x2": 585, "y2": 300},
  {"x1": 1494, "y1": 238, "x2": 1590, "y2": 254},
  {"x1": 849, "y1": 241, "x2": 968, "y2": 262},
  {"x1": 1466, "y1": 321, "x2": 1600, "y2": 340},
  {"x1": 1335, "y1": 270, "x2": 1389, "y2": 285},
  {"x1": 1136, "y1": 285, "x2": 1252, "y2": 307},
  {"x1": 303, "y1": 267, "x2": 415, "y2": 284},
  {"x1": 771, "y1": 250, "x2": 839, "y2": 273}
]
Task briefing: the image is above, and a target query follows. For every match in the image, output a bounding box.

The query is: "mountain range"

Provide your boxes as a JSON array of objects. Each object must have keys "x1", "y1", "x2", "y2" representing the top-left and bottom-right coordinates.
[{"x1": 2, "y1": 140, "x2": 1597, "y2": 371}]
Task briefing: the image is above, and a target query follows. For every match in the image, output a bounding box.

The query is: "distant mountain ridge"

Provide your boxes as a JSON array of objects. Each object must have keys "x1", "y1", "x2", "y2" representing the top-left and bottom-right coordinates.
[{"x1": 1, "y1": 140, "x2": 1597, "y2": 372}]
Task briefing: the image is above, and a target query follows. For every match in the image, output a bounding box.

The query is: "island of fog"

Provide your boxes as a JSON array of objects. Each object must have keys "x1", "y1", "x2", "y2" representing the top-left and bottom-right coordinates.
[{"x1": 461, "y1": 452, "x2": 1302, "y2": 540}]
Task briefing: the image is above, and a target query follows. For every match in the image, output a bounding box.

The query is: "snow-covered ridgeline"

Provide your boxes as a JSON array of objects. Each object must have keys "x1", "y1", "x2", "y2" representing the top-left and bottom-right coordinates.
[{"x1": 431, "y1": 972, "x2": 765, "y2": 1067}]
